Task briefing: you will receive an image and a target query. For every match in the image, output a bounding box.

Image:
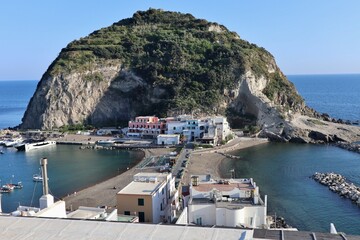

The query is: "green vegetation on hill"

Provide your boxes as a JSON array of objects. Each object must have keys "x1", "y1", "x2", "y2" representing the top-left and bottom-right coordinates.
[{"x1": 47, "y1": 8, "x2": 303, "y2": 120}]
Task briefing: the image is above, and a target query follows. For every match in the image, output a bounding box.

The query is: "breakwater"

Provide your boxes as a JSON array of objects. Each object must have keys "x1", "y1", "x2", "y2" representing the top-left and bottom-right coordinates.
[
  {"x1": 334, "y1": 142, "x2": 360, "y2": 154},
  {"x1": 312, "y1": 172, "x2": 360, "y2": 206}
]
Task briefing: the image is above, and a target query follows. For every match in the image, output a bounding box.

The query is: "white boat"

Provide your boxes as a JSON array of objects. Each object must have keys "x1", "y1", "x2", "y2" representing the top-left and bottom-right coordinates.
[
  {"x1": 33, "y1": 174, "x2": 48, "y2": 182},
  {"x1": 4, "y1": 138, "x2": 23, "y2": 147},
  {"x1": 96, "y1": 139, "x2": 115, "y2": 145},
  {"x1": 33, "y1": 174, "x2": 42, "y2": 182},
  {"x1": 15, "y1": 141, "x2": 56, "y2": 151}
]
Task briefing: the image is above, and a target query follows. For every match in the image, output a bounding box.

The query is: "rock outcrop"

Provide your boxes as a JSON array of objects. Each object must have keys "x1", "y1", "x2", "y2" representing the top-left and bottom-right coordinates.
[{"x1": 20, "y1": 9, "x2": 360, "y2": 144}]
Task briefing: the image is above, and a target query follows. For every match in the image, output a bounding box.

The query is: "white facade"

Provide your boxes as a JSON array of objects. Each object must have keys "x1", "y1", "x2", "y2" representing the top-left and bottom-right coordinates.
[
  {"x1": 187, "y1": 176, "x2": 268, "y2": 228},
  {"x1": 166, "y1": 121, "x2": 186, "y2": 135},
  {"x1": 213, "y1": 117, "x2": 232, "y2": 142},
  {"x1": 165, "y1": 116, "x2": 231, "y2": 145},
  {"x1": 157, "y1": 134, "x2": 180, "y2": 145}
]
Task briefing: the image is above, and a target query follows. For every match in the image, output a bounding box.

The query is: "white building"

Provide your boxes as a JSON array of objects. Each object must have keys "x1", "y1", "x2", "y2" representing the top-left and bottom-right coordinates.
[
  {"x1": 117, "y1": 172, "x2": 179, "y2": 223},
  {"x1": 166, "y1": 121, "x2": 186, "y2": 135},
  {"x1": 213, "y1": 117, "x2": 232, "y2": 142},
  {"x1": 165, "y1": 116, "x2": 232, "y2": 145},
  {"x1": 157, "y1": 134, "x2": 180, "y2": 145},
  {"x1": 187, "y1": 175, "x2": 268, "y2": 228}
]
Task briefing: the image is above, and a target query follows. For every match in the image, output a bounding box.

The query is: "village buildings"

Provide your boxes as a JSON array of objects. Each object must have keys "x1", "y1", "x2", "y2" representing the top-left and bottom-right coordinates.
[
  {"x1": 185, "y1": 175, "x2": 268, "y2": 228},
  {"x1": 127, "y1": 115, "x2": 233, "y2": 146}
]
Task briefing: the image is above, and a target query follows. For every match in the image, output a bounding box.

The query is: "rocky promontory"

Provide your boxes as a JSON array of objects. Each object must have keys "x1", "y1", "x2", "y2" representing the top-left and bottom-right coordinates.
[{"x1": 20, "y1": 9, "x2": 360, "y2": 144}]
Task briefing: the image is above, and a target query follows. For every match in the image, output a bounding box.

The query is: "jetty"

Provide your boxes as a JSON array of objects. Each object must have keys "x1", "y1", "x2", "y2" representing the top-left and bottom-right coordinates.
[
  {"x1": 217, "y1": 152, "x2": 241, "y2": 159},
  {"x1": 312, "y1": 172, "x2": 360, "y2": 206}
]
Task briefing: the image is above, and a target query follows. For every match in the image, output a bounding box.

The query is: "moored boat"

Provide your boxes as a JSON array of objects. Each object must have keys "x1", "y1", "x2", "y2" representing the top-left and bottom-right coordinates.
[
  {"x1": 1, "y1": 184, "x2": 15, "y2": 192},
  {"x1": 33, "y1": 174, "x2": 43, "y2": 182},
  {"x1": 15, "y1": 141, "x2": 56, "y2": 151},
  {"x1": 33, "y1": 174, "x2": 48, "y2": 182},
  {"x1": 96, "y1": 139, "x2": 115, "y2": 145},
  {"x1": 8, "y1": 182, "x2": 23, "y2": 189},
  {"x1": 4, "y1": 138, "x2": 23, "y2": 147}
]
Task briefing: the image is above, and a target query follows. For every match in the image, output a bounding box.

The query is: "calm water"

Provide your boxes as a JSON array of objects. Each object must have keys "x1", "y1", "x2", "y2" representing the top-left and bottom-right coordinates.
[
  {"x1": 220, "y1": 143, "x2": 360, "y2": 234},
  {"x1": 289, "y1": 74, "x2": 360, "y2": 122},
  {"x1": 0, "y1": 145, "x2": 143, "y2": 213},
  {"x1": 0, "y1": 80, "x2": 37, "y2": 129}
]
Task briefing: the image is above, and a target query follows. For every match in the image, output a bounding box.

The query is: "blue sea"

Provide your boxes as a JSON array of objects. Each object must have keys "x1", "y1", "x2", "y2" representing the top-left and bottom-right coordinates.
[
  {"x1": 0, "y1": 75, "x2": 360, "y2": 234},
  {"x1": 289, "y1": 74, "x2": 360, "y2": 122},
  {"x1": 0, "y1": 80, "x2": 37, "y2": 129}
]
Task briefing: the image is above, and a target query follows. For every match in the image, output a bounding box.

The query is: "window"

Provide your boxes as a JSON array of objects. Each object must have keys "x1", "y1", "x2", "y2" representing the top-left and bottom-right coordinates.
[
  {"x1": 162, "y1": 188, "x2": 164, "y2": 195},
  {"x1": 124, "y1": 211, "x2": 130, "y2": 215},
  {"x1": 138, "y1": 198, "x2": 144, "y2": 206}
]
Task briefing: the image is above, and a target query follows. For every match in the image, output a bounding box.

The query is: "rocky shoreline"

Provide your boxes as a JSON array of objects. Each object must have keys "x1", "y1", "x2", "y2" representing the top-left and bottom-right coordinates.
[{"x1": 312, "y1": 172, "x2": 360, "y2": 206}]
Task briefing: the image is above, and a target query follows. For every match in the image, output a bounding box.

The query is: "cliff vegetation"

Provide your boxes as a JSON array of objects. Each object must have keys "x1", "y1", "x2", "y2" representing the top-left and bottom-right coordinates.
[
  {"x1": 22, "y1": 9, "x2": 306, "y2": 132},
  {"x1": 46, "y1": 9, "x2": 302, "y2": 119}
]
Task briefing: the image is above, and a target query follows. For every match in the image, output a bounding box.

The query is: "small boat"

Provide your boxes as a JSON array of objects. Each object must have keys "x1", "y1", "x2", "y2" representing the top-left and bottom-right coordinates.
[
  {"x1": 16, "y1": 141, "x2": 56, "y2": 151},
  {"x1": 1, "y1": 184, "x2": 15, "y2": 192},
  {"x1": 8, "y1": 182, "x2": 23, "y2": 189},
  {"x1": 0, "y1": 150, "x2": 4, "y2": 154},
  {"x1": 4, "y1": 138, "x2": 23, "y2": 147},
  {"x1": 96, "y1": 139, "x2": 115, "y2": 145},
  {"x1": 33, "y1": 174, "x2": 43, "y2": 182}
]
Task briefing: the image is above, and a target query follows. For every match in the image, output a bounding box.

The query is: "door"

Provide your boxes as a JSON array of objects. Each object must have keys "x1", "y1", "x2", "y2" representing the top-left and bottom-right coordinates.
[{"x1": 139, "y1": 212, "x2": 145, "y2": 222}]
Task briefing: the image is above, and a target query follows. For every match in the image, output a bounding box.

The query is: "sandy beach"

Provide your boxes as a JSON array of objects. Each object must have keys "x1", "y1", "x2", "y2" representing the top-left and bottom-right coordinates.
[
  {"x1": 182, "y1": 137, "x2": 268, "y2": 185},
  {"x1": 62, "y1": 144, "x2": 174, "y2": 210},
  {"x1": 62, "y1": 136, "x2": 268, "y2": 210}
]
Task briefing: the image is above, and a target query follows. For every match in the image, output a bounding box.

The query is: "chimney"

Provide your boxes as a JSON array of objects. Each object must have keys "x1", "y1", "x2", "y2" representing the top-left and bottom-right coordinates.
[
  {"x1": 41, "y1": 158, "x2": 49, "y2": 195},
  {"x1": 39, "y1": 157, "x2": 54, "y2": 209}
]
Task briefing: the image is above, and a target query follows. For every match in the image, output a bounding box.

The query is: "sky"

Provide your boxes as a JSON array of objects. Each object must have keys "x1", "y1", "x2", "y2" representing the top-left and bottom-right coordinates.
[{"x1": 1, "y1": 0, "x2": 359, "y2": 80}]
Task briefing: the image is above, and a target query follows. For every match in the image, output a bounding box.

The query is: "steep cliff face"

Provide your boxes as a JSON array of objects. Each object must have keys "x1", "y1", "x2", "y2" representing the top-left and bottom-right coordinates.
[{"x1": 21, "y1": 9, "x2": 306, "y2": 135}]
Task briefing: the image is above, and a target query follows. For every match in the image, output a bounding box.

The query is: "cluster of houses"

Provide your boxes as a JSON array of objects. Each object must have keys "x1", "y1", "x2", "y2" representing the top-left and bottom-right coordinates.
[
  {"x1": 2, "y1": 159, "x2": 269, "y2": 229},
  {"x1": 126, "y1": 115, "x2": 233, "y2": 146},
  {"x1": 115, "y1": 172, "x2": 268, "y2": 228}
]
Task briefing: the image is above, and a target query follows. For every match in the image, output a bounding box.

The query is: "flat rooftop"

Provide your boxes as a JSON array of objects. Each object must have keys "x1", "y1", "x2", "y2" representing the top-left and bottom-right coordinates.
[
  {"x1": 1, "y1": 216, "x2": 359, "y2": 240},
  {"x1": 0, "y1": 216, "x2": 253, "y2": 240},
  {"x1": 190, "y1": 198, "x2": 262, "y2": 208},
  {"x1": 193, "y1": 182, "x2": 254, "y2": 192},
  {"x1": 118, "y1": 181, "x2": 164, "y2": 195},
  {"x1": 66, "y1": 207, "x2": 104, "y2": 219}
]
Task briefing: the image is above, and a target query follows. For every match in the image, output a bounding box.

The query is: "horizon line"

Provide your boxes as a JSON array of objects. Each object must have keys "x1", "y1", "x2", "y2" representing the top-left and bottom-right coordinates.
[{"x1": 1, "y1": 72, "x2": 360, "y2": 81}]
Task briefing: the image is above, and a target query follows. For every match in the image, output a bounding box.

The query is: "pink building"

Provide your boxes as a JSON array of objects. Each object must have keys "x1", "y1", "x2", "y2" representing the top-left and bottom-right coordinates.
[{"x1": 128, "y1": 116, "x2": 166, "y2": 138}]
